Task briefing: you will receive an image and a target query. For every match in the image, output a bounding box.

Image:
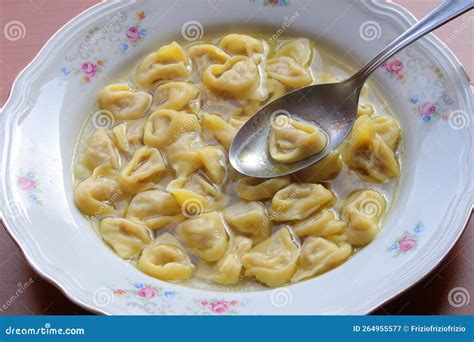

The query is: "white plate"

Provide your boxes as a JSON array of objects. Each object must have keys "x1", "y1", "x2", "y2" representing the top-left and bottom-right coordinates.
[{"x1": 0, "y1": 0, "x2": 472, "y2": 315}]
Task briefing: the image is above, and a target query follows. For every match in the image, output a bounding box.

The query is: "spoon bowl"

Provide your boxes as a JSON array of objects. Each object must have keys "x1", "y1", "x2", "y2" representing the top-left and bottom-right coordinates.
[
  {"x1": 229, "y1": 79, "x2": 360, "y2": 178},
  {"x1": 229, "y1": 0, "x2": 473, "y2": 178}
]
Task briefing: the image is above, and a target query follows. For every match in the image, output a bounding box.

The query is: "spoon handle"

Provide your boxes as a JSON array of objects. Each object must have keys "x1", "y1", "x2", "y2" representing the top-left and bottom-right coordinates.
[{"x1": 351, "y1": 0, "x2": 473, "y2": 85}]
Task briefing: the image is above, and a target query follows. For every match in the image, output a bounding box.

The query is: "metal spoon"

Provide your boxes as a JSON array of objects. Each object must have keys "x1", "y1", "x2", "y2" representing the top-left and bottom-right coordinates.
[{"x1": 229, "y1": 0, "x2": 473, "y2": 178}]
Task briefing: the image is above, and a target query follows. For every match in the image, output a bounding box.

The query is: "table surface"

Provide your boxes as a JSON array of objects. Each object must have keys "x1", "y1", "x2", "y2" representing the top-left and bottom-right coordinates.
[{"x1": 0, "y1": 0, "x2": 472, "y2": 315}]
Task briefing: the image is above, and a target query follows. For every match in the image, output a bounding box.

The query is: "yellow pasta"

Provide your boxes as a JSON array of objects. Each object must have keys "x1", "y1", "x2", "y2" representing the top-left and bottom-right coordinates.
[{"x1": 98, "y1": 83, "x2": 152, "y2": 120}]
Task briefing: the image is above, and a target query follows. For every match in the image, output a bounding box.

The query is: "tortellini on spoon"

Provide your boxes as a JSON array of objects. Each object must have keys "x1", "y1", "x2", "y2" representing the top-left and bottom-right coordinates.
[
  {"x1": 344, "y1": 115, "x2": 400, "y2": 183},
  {"x1": 340, "y1": 189, "x2": 387, "y2": 246},
  {"x1": 241, "y1": 227, "x2": 300, "y2": 287},
  {"x1": 99, "y1": 217, "x2": 152, "y2": 259},
  {"x1": 269, "y1": 118, "x2": 327, "y2": 163},
  {"x1": 177, "y1": 211, "x2": 229, "y2": 262},
  {"x1": 135, "y1": 41, "x2": 191, "y2": 88},
  {"x1": 118, "y1": 146, "x2": 167, "y2": 193},
  {"x1": 98, "y1": 83, "x2": 152, "y2": 120},
  {"x1": 126, "y1": 189, "x2": 183, "y2": 230},
  {"x1": 138, "y1": 233, "x2": 195, "y2": 282},
  {"x1": 291, "y1": 237, "x2": 352, "y2": 283},
  {"x1": 269, "y1": 183, "x2": 336, "y2": 221}
]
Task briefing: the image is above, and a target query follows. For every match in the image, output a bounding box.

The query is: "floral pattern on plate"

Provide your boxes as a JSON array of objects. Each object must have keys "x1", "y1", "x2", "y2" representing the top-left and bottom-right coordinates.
[{"x1": 387, "y1": 222, "x2": 424, "y2": 257}]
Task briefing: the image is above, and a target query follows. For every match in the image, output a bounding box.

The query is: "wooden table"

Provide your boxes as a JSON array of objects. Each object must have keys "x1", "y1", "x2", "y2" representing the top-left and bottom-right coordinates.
[{"x1": 0, "y1": 0, "x2": 472, "y2": 315}]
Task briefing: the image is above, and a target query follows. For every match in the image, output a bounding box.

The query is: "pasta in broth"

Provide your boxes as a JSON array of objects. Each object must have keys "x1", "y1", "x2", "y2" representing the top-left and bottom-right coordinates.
[{"x1": 73, "y1": 33, "x2": 402, "y2": 289}]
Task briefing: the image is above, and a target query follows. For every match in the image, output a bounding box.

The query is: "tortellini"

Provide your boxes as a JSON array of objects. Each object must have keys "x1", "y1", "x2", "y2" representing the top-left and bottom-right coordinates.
[
  {"x1": 74, "y1": 33, "x2": 403, "y2": 288},
  {"x1": 167, "y1": 173, "x2": 229, "y2": 212},
  {"x1": 99, "y1": 218, "x2": 151, "y2": 259},
  {"x1": 344, "y1": 115, "x2": 400, "y2": 183},
  {"x1": 340, "y1": 189, "x2": 386, "y2": 246},
  {"x1": 241, "y1": 227, "x2": 299, "y2": 287},
  {"x1": 275, "y1": 39, "x2": 311, "y2": 66},
  {"x1": 198, "y1": 145, "x2": 227, "y2": 184},
  {"x1": 373, "y1": 116, "x2": 401, "y2": 150},
  {"x1": 269, "y1": 118, "x2": 327, "y2": 163},
  {"x1": 235, "y1": 176, "x2": 290, "y2": 201},
  {"x1": 98, "y1": 83, "x2": 152, "y2": 120},
  {"x1": 203, "y1": 56, "x2": 260, "y2": 99},
  {"x1": 80, "y1": 129, "x2": 121, "y2": 171},
  {"x1": 143, "y1": 109, "x2": 201, "y2": 149},
  {"x1": 291, "y1": 237, "x2": 352, "y2": 282},
  {"x1": 178, "y1": 211, "x2": 229, "y2": 262},
  {"x1": 112, "y1": 119, "x2": 144, "y2": 156},
  {"x1": 74, "y1": 165, "x2": 122, "y2": 216},
  {"x1": 293, "y1": 209, "x2": 347, "y2": 238},
  {"x1": 270, "y1": 183, "x2": 335, "y2": 221},
  {"x1": 126, "y1": 190, "x2": 183, "y2": 230},
  {"x1": 293, "y1": 151, "x2": 343, "y2": 183},
  {"x1": 155, "y1": 82, "x2": 199, "y2": 111},
  {"x1": 135, "y1": 42, "x2": 191, "y2": 88},
  {"x1": 224, "y1": 201, "x2": 272, "y2": 244},
  {"x1": 118, "y1": 146, "x2": 167, "y2": 193},
  {"x1": 266, "y1": 56, "x2": 312, "y2": 88},
  {"x1": 218, "y1": 34, "x2": 264, "y2": 57},
  {"x1": 164, "y1": 132, "x2": 204, "y2": 177},
  {"x1": 138, "y1": 233, "x2": 195, "y2": 282},
  {"x1": 210, "y1": 236, "x2": 252, "y2": 285},
  {"x1": 201, "y1": 113, "x2": 238, "y2": 150},
  {"x1": 188, "y1": 44, "x2": 230, "y2": 75}
]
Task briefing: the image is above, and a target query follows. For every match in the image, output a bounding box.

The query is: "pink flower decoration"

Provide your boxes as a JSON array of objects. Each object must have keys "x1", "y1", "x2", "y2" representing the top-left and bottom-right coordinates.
[
  {"x1": 137, "y1": 286, "x2": 157, "y2": 298},
  {"x1": 399, "y1": 236, "x2": 417, "y2": 252},
  {"x1": 385, "y1": 59, "x2": 403, "y2": 75},
  {"x1": 210, "y1": 301, "x2": 230, "y2": 314},
  {"x1": 17, "y1": 176, "x2": 36, "y2": 191},
  {"x1": 81, "y1": 62, "x2": 97, "y2": 77},
  {"x1": 419, "y1": 102, "x2": 436, "y2": 116},
  {"x1": 113, "y1": 289, "x2": 126, "y2": 297},
  {"x1": 200, "y1": 300, "x2": 208, "y2": 306},
  {"x1": 126, "y1": 26, "x2": 141, "y2": 42}
]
